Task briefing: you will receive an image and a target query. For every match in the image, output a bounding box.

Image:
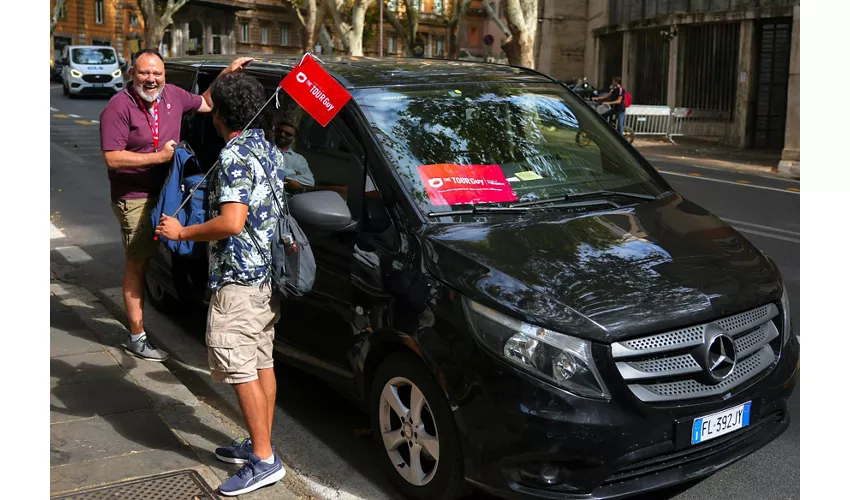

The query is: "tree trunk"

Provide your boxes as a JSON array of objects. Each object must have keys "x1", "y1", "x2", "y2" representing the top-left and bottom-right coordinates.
[
  {"x1": 383, "y1": 2, "x2": 411, "y2": 55},
  {"x1": 347, "y1": 0, "x2": 373, "y2": 56},
  {"x1": 139, "y1": 0, "x2": 190, "y2": 52},
  {"x1": 324, "y1": 0, "x2": 373, "y2": 56},
  {"x1": 446, "y1": 0, "x2": 471, "y2": 59},
  {"x1": 290, "y1": 0, "x2": 320, "y2": 52},
  {"x1": 501, "y1": 0, "x2": 537, "y2": 68},
  {"x1": 50, "y1": 0, "x2": 66, "y2": 36}
]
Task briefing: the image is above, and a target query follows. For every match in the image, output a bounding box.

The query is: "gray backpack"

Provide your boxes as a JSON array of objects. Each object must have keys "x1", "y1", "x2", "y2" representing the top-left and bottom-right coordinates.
[{"x1": 247, "y1": 150, "x2": 316, "y2": 297}]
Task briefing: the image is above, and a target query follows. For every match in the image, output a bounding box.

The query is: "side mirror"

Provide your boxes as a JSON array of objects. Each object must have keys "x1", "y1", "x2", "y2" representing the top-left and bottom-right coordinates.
[{"x1": 288, "y1": 190, "x2": 356, "y2": 232}]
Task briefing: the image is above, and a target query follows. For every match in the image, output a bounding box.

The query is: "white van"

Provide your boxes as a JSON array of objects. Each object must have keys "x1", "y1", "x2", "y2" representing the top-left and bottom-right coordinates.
[{"x1": 61, "y1": 45, "x2": 125, "y2": 98}]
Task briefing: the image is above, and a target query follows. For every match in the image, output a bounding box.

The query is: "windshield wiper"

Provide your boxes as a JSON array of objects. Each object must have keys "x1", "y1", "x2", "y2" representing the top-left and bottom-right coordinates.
[
  {"x1": 426, "y1": 206, "x2": 531, "y2": 217},
  {"x1": 510, "y1": 190, "x2": 657, "y2": 208}
]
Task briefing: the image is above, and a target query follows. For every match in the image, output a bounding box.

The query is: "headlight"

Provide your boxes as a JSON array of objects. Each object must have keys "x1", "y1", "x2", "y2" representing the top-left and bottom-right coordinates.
[
  {"x1": 70, "y1": 69, "x2": 82, "y2": 78},
  {"x1": 463, "y1": 298, "x2": 609, "y2": 399},
  {"x1": 780, "y1": 288, "x2": 792, "y2": 345},
  {"x1": 112, "y1": 69, "x2": 122, "y2": 78}
]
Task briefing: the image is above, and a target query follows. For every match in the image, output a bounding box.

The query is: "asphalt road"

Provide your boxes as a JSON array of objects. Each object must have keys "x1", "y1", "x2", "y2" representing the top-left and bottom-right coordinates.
[{"x1": 49, "y1": 86, "x2": 800, "y2": 500}]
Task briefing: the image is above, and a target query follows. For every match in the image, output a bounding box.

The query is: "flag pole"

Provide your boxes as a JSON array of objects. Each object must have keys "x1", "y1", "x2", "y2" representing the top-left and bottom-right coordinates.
[{"x1": 378, "y1": 0, "x2": 384, "y2": 57}]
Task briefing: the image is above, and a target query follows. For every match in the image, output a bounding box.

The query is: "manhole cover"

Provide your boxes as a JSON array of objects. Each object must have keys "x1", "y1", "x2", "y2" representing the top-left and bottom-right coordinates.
[{"x1": 52, "y1": 469, "x2": 219, "y2": 500}]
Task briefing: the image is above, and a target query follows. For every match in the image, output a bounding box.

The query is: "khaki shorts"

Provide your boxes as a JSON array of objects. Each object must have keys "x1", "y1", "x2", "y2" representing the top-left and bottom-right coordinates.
[
  {"x1": 111, "y1": 198, "x2": 159, "y2": 261},
  {"x1": 206, "y1": 283, "x2": 280, "y2": 384}
]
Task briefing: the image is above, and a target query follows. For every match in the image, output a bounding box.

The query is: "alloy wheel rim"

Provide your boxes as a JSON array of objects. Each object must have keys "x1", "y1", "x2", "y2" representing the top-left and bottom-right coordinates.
[{"x1": 378, "y1": 376, "x2": 440, "y2": 487}]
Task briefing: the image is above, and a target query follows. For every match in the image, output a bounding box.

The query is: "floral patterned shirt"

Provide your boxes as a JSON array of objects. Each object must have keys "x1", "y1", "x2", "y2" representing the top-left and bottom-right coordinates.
[{"x1": 208, "y1": 129, "x2": 286, "y2": 291}]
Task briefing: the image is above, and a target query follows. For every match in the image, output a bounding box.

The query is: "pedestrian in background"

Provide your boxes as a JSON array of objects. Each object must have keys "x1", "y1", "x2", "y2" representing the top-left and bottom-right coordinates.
[
  {"x1": 593, "y1": 76, "x2": 626, "y2": 135},
  {"x1": 99, "y1": 49, "x2": 252, "y2": 362}
]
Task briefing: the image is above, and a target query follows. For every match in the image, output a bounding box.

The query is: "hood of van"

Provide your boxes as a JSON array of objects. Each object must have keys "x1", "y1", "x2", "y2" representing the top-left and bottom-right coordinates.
[{"x1": 423, "y1": 193, "x2": 782, "y2": 343}]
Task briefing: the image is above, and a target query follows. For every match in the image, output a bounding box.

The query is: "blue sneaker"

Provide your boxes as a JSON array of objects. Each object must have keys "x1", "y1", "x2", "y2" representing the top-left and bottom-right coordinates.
[
  {"x1": 219, "y1": 453, "x2": 286, "y2": 497},
  {"x1": 215, "y1": 437, "x2": 252, "y2": 464}
]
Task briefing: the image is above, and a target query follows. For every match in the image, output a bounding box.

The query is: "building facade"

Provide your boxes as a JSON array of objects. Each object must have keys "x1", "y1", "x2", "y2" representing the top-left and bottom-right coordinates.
[
  {"x1": 50, "y1": 0, "x2": 146, "y2": 62},
  {"x1": 583, "y1": 0, "x2": 800, "y2": 174}
]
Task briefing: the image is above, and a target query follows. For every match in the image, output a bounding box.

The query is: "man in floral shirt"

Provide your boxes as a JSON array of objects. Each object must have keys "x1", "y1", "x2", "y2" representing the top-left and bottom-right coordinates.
[{"x1": 155, "y1": 73, "x2": 287, "y2": 497}]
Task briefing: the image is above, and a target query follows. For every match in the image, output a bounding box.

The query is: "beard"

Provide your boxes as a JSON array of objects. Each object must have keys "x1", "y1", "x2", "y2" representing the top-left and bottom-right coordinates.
[{"x1": 134, "y1": 82, "x2": 162, "y2": 103}]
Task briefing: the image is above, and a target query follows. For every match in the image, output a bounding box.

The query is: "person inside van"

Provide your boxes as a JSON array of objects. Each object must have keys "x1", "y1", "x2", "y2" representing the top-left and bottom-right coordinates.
[{"x1": 274, "y1": 121, "x2": 315, "y2": 193}]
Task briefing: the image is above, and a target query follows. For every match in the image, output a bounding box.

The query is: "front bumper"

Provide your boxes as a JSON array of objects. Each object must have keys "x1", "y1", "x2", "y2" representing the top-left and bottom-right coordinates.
[
  {"x1": 68, "y1": 77, "x2": 123, "y2": 94},
  {"x1": 453, "y1": 334, "x2": 799, "y2": 499}
]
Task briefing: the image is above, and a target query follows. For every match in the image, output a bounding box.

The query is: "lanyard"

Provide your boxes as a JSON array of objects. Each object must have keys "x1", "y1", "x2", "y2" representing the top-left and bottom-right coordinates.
[{"x1": 134, "y1": 90, "x2": 160, "y2": 150}]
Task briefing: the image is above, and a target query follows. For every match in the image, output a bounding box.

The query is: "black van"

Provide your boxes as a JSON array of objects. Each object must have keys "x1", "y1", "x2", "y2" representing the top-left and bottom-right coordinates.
[{"x1": 147, "y1": 56, "x2": 799, "y2": 500}]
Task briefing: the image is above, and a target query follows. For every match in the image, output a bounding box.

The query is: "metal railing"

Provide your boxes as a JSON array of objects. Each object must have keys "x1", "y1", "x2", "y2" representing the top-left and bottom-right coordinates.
[{"x1": 624, "y1": 105, "x2": 712, "y2": 142}]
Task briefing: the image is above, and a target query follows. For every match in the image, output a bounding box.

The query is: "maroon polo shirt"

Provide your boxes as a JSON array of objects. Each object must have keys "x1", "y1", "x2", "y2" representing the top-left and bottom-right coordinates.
[{"x1": 100, "y1": 84, "x2": 203, "y2": 202}]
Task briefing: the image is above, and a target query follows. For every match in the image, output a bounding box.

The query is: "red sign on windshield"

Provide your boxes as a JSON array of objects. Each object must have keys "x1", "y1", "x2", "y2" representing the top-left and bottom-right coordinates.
[
  {"x1": 418, "y1": 164, "x2": 517, "y2": 206},
  {"x1": 279, "y1": 54, "x2": 351, "y2": 127}
]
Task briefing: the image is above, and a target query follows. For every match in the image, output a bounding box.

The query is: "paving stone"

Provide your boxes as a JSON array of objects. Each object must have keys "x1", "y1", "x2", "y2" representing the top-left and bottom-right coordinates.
[
  {"x1": 50, "y1": 410, "x2": 190, "y2": 466},
  {"x1": 51, "y1": 328, "x2": 103, "y2": 357},
  {"x1": 50, "y1": 449, "x2": 200, "y2": 495},
  {"x1": 51, "y1": 352, "x2": 126, "y2": 388},
  {"x1": 51, "y1": 377, "x2": 151, "y2": 423}
]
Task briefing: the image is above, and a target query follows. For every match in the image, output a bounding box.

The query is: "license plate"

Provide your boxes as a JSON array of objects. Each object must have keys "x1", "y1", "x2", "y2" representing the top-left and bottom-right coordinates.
[
  {"x1": 691, "y1": 401, "x2": 751, "y2": 445},
  {"x1": 92, "y1": 83, "x2": 104, "y2": 87}
]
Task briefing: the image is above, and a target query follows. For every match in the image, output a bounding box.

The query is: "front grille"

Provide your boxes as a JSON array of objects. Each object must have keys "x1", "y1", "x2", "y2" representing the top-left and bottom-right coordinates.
[
  {"x1": 82, "y1": 74, "x2": 112, "y2": 83},
  {"x1": 604, "y1": 410, "x2": 785, "y2": 485},
  {"x1": 612, "y1": 304, "x2": 780, "y2": 403}
]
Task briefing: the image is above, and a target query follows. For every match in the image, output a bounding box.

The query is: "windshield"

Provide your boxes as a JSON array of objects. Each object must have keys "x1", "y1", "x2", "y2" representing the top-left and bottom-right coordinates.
[
  {"x1": 355, "y1": 83, "x2": 667, "y2": 217},
  {"x1": 71, "y1": 48, "x2": 117, "y2": 65}
]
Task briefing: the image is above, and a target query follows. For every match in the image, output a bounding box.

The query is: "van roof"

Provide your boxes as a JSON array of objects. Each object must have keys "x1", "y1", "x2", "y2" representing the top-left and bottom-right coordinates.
[
  {"x1": 166, "y1": 55, "x2": 553, "y2": 89},
  {"x1": 68, "y1": 45, "x2": 117, "y2": 50}
]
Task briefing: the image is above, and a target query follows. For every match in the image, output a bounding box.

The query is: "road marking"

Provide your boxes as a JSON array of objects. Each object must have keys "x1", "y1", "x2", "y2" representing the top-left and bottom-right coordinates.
[
  {"x1": 721, "y1": 218, "x2": 800, "y2": 243},
  {"x1": 53, "y1": 114, "x2": 69, "y2": 119},
  {"x1": 658, "y1": 170, "x2": 800, "y2": 194},
  {"x1": 55, "y1": 245, "x2": 93, "y2": 263},
  {"x1": 50, "y1": 223, "x2": 65, "y2": 239},
  {"x1": 722, "y1": 218, "x2": 800, "y2": 236},
  {"x1": 729, "y1": 226, "x2": 800, "y2": 243},
  {"x1": 68, "y1": 114, "x2": 81, "y2": 118},
  {"x1": 736, "y1": 180, "x2": 751, "y2": 184},
  {"x1": 91, "y1": 120, "x2": 99, "y2": 124},
  {"x1": 50, "y1": 107, "x2": 59, "y2": 112},
  {"x1": 689, "y1": 173, "x2": 703, "y2": 177},
  {"x1": 74, "y1": 120, "x2": 93, "y2": 125}
]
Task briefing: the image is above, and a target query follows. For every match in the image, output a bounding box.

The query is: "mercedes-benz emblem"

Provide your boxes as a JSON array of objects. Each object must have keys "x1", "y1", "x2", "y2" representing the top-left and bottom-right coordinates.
[{"x1": 705, "y1": 334, "x2": 737, "y2": 382}]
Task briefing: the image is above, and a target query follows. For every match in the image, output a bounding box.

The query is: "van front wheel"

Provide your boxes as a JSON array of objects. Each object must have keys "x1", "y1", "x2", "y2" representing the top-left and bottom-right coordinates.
[{"x1": 369, "y1": 352, "x2": 468, "y2": 500}]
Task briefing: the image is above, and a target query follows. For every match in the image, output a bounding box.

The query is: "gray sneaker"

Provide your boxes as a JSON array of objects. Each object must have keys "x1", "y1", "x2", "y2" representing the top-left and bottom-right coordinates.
[{"x1": 124, "y1": 334, "x2": 170, "y2": 362}]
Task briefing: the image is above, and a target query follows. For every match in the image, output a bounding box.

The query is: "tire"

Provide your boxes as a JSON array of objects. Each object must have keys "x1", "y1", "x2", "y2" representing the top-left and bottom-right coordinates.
[
  {"x1": 144, "y1": 268, "x2": 180, "y2": 314},
  {"x1": 369, "y1": 352, "x2": 467, "y2": 500},
  {"x1": 623, "y1": 126, "x2": 635, "y2": 144}
]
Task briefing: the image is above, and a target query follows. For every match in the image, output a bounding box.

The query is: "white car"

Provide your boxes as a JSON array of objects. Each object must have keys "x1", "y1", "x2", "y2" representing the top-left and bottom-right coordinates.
[{"x1": 61, "y1": 45, "x2": 125, "y2": 98}]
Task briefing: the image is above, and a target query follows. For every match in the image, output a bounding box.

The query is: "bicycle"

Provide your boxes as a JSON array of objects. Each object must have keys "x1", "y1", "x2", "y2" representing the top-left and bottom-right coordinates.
[{"x1": 576, "y1": 102, "x2": 635, "y2": 146}]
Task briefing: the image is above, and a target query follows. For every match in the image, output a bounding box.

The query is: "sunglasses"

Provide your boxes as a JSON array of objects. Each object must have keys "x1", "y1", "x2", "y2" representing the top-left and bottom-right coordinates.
[{"x1": 279, "y1": 130, "x2": 295, "y2": 138}]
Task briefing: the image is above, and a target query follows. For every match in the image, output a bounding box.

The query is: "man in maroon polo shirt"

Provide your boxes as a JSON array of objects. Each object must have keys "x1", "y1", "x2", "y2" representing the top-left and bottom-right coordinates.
[{"x1": 100, "y1": 49, "x2": 252, "y2": 361}]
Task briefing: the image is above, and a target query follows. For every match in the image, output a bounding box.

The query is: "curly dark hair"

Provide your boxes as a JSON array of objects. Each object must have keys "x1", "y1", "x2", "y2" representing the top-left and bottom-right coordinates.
[{"x1": 211, "y1": 72, "x2": 267, "y2": 132}]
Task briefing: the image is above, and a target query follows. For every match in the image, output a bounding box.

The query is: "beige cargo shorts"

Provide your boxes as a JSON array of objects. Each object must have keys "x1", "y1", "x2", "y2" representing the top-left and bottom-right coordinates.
[{"x1": 206, "y1": 283, "x2": 280, "y2": 384}]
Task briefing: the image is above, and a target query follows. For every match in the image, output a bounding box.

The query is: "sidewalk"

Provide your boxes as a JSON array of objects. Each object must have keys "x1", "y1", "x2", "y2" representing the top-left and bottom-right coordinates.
[
  {"x1": 632, "y1": 136, "x2": 797, "y2": 179},
  {"x1": 49, "y1": 280, "x2": 312, "y2": 499}
]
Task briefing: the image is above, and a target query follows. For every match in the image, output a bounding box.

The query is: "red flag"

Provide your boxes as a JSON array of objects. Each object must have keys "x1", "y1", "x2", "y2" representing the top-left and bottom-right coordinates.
[{"x1": 279, "y1": 54, "x2": 352, "y2": 127}]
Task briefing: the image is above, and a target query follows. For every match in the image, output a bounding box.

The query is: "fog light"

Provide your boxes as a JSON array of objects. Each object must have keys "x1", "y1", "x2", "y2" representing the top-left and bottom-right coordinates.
[{"x1": 540, "y1": 464, "x2": 560, "y2": 485}]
